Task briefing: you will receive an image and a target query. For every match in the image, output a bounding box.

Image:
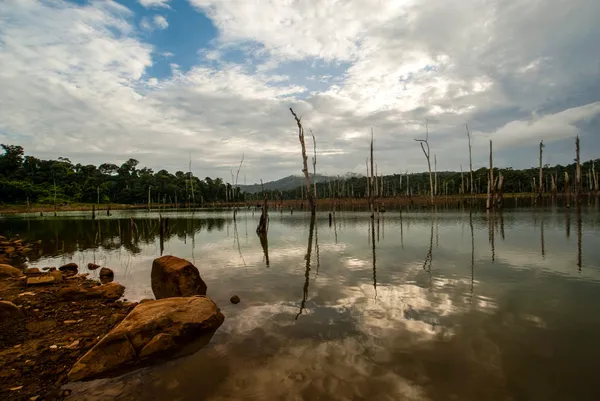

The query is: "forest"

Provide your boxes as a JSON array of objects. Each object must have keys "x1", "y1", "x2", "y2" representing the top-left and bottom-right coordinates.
[{"x1": 0, "y1": 143, "x2": 598, "y2": 205}]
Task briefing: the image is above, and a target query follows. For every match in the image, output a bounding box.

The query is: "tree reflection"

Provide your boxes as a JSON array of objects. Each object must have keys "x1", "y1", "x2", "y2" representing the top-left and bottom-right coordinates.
[
  {"x1": 371, "y1": 216, "x2": 377, "y2": 298},
  {"x1": 296, "y1": 213, "x2": 316, "y2": 320},
  {"x1": 577, "y1": 205, "x2": 582, "y2": 271},
  {"x1": 4, "y1": 217, "x2": 227, "y2": 262}
]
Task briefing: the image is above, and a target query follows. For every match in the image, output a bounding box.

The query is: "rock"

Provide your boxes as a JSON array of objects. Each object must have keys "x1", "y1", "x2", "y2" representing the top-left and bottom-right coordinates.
[
  {"x1": 0, "y1": 264, "x2": 21, "y2": 278},
  {"x1": 26, "y1": 275, "x2": 56, "y2": 286},
  {"x1": 87, "y1": 263, "x2": 101, "y2": 270},
  {"x1": 58, "y1": 282, "x2": 125, "y2": 301},
  {"x1": 230, "y1": 295, "x2": 240, "y2": 304},
  {"x1": 50, "y1": 270, "x2": 63, "y2": 283},
  {"x1": 68, "y1": 296, "x2": 224, "y2": 382},
  {"x1": 25, "y1": 267, "x2": 41, "y2": 276},
  {"x1": 151, "y1": 256, "x2": 207, "y2": 299},
  {"x1": 139, "y1": 333, "x2": 176, "y2": 358},
  {"x1": 49, "y1": 345, "x2": 58, "y2": 350},
  {"x1": 64, "y1": 320, "x2": 77, "y2": 325},
  {"x1": 0, "y1": 300, "x2": 22, "y2": 318},
  {"x1": 21, "y1": 247, "x2": 33, "y2": 253},
  {"x1": 4, "y1": 246, "x2": 16, "y2": 255},
  {"x1": 139, "y1": 298, "x2": 153, "y2": 304},
  {"x1": 59, "y1": 263, "x2": 78, "y2": 276},
  {"x1": 99, "y1": 267, "x2": 114, "y2": 277}
]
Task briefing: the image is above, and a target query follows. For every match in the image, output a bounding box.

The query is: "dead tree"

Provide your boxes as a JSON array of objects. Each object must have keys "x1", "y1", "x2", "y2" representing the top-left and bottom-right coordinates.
[
  {"x1": 434, "y1": 154, "x2": 438, "y2": 197},
  {"x1": 256, "y1": 180, "x2": 268, "y2": 234},
  {"x1": 370, "y1": 129, "x2": 375, "y2": 217},
  {"x1": 414, "y1": 120, "x2": 434, "y2": 205},
  {"x1": 290, "y1": 108, "x2": 315, "y2": 213},
  {"x1": 466, "y1": 124, "x2": 474, "y2": 195},
  {"x1": 487, "y1": 139, "x2": 495, "y2": 209},
  {"x1": 564, "y1": 172, "x2": 571, "y2": 208},
  {"x1": 539, "y1": 141, "x2": 544, "y2": 198},
  {"x1": 460, "y1": 164, "x2": 464, "y2": 195},
  {"x1": 575, "y1": 135, "x2": 581, "y2": 203},
  {"x1": 310, "y1": 129, "x2": 317, "y2": 201}
]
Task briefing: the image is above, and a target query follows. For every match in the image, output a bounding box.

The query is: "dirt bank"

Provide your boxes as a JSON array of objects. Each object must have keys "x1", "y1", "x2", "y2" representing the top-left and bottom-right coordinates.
[{"x1": 0, "y1": 270, "x2": 136, "y2": 400}]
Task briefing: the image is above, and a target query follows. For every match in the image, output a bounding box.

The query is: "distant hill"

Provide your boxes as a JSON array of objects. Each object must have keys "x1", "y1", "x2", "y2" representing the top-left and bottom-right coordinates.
[{"x1": 239, "y1": 174, "x2": 334, "y2": 194}]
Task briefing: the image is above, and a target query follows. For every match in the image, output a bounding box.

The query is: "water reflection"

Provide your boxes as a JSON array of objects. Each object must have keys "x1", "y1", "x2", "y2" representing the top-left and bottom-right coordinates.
[{"x1": 2, "y1": 207, "x2": 600, "y2": 401}]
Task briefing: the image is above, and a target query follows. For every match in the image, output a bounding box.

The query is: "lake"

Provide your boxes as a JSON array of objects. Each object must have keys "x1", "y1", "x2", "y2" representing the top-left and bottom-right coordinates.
[{"x1": 2, "y1": 205, "x2": 600, "y2": 401}]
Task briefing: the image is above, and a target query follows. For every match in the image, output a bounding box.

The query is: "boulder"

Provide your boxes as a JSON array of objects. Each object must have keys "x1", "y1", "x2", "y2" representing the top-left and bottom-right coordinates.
[
  {"x1": 87, "y1": 263, "x2": 101, "y2": 271},
  {"x1": 59, "y1": 263, "x2": 78, "y2": 276},
  {"x1": 25, "y1": 267, "x2": 41, "y2": 276},
  {"x1": 0, "y1": 264, "x2": 21, "y2": 278},
  {"x1": 0, "y1": 300, "x2": 21, "y2": 318},
  {"x1": 68, "y1": 296, "x2": 224, "y2": 382},
  {"x1": 99, "y1": 267, "x2": 114, "y2": 277},
  {"x1": 58, "y1": 282, "x2": 125, "y2": 301},
  {"x1": 151, "y1": 256, "x2": 207, "y2": 299}
]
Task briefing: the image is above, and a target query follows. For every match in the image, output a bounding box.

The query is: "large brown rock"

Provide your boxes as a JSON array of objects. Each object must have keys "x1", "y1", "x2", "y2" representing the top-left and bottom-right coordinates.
[
  {"x1": 68, "y1": 296, "x2": 224, "y2": 382},
  {"x1": 58, "y1": 282, "x2": 125, "y2": 301},
  {"x1": 0, "y1": 264, "x2": 21, "y2": 278},
  {"x1": 59, "y1": 262, "x2": 78, "y2": 276},
  {"x1": 151, "y1": 256, "x2": 207, "y2": 299},
  {"x1": 0, "y1": 301, "x2": 21, "y2": 318}
]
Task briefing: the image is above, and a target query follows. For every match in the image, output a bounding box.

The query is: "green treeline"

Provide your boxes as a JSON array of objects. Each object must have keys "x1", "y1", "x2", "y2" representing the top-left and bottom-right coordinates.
[
  {"x1": 1, "y1": 144, "x2": 598, "y2": 204},
  {"x1": 275, "y1": 160, "x2": 599, "y2": 200},
  {"x1": 0, "y1": 145, "x2": 243, "y2": 205}
]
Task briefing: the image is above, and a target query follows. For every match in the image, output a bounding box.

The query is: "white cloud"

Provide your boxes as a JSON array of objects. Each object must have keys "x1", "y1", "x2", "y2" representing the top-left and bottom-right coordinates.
[
  {"x1": 138, "y1": 0, "x2": 170, "y2": 8},
  {"x1": 141, "y1": 15, "x2": 169, "y2": 31},
  {"x1": 153, "y1": 15, "x2": 168, "y2": 30},
  {"x1": 0, "y1": 0, "x2": 599, "y2": 182}
]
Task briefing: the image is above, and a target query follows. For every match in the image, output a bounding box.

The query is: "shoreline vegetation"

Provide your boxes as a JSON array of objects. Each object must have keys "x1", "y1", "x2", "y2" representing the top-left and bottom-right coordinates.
[
  {"x1": 0, "y1": 144, "x2": 598, "y2": 213},
  {"x1": 1, "y1": 191, "x2": 599, "y2": 215}
]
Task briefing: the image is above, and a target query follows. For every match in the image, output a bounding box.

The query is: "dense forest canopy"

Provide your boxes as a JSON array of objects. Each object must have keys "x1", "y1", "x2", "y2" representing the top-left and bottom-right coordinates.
[
  {"x1": 0, "y1": 144, "x2": 243, "y2": 204},
  {"x1": 0, "y1": 144, "x2": 598, "y2": 204}
]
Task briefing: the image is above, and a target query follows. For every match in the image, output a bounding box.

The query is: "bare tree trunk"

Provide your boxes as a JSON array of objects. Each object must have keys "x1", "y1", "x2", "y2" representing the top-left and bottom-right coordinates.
[
  {"x1": 434, "y1": 154, "x2": 438, "y2": 197},
  {"x1": 564, "y1": 172, "x2": 571, "y2": 208},
  {"x1": 575, "y1": 135, "x2": 581, "y2": 203},
  {"x1": 311, "y1": 130, "x2": 317, "y2": 203},
  {"x1": 290, "y1": 108, "x2": 315, "y2": 213},
  {"x1": 189, "y1": 155, "x2": 195, "y2": 207},
  {"x1": 415, "y1": 120, "x2": 434, "y2": 205},
  {"x1": 365, "y1": 159, "x2": 370, "y2": 200},
  {"x1": 539, "y1": 141, "x2": 544, "y2": 198},
  {"x1": 593, "y1": 161, "x2": 598, "y2": 193},
  {"x1": 487, "y1": 140, "x2": 494, "y2": 209},
  {"x1": 466, "y1": 124, "x2": 474, "y2": 195},
  {"x1": 460, "y1": 164, "x2": 464, "y2": 195},
  {"x1": 497, "y1": 172, "x2": 504, "y2": 208},
  {"x1": 370, "y1": 129, "x2": 375, "y2": 218},
  {"x1": 256, "y1": 180, "x2": 269, "y2": 234}
]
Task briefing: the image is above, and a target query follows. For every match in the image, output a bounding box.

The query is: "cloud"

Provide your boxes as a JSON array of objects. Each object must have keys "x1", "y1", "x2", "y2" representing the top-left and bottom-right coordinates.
[
  {"x1": 140, "y1": 14, "x2": 169, "y2": 31},
  {"x1": 138, "y1": 0, "x2": 170, "y2": 8},
  {"x1": 0, "y1": 0, "x2": 599, "y2": 183},
  {"x1": 153, "y1": 15, "x2": 168, "y2": 30}
]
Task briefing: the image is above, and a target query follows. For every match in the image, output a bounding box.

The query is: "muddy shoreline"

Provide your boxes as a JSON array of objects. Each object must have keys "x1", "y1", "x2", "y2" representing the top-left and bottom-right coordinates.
[{"x1": 0, "y1": 237, "x2": 137, "y2": 400}]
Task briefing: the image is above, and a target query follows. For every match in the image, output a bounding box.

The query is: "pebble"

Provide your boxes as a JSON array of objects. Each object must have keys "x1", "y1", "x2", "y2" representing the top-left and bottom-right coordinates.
[
  {"x1": 66, "y1": 340, "x2": 80, "y2": 350},
  {"x1": 230, "y1": 295, "x2": 241, "y2": 304},
  {"x1": 64, "y1": 320, "x2": 77, "y2": 324},
  {"x1": 49, "y1": 345, "x2": 58, "y2": 350},
  {"x1": 9, "y1": 386, "x2": 23, "y2": 391}
]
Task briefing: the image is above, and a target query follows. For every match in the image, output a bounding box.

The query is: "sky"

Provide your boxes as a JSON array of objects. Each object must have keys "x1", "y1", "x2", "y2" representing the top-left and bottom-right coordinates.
[{"x1": 0, "y1": 0, "x2": 599, "y2": 184}]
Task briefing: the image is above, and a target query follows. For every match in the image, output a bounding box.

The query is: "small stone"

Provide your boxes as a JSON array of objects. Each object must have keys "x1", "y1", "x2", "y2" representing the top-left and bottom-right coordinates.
[
  {"x1": 64, "y1": 320, "x2": 77, "y2": 325},
  {"x1": 66, "y1": 340, "x2": 80, "y2": 350},
  {"x1": 29, "y1": 396, "x2": 40, "y2": 401},
  {"x1": 58, "y1": 263, "x2": 78, "y2": 276},
  {"x1": 230, "y1": 295, "x2": 241, "y2": 304},
  {"x1": 49, "y1": 345, "x2": 58, "y2": 350},
  {"x1": 99, "y1": 267, "x2": 114, "y2": 277},
  {"x1": 18, "y1": 292, "x2": 36, "y2": 297},
  {"x1": 88, "y1": 263, "x2": 101, "y2": 270},
  {"x1": 24, "y1": 360, "x2": 36, "y2": 367},
  {"x1": 9, "y1": 386, "x2": 23, "y2": 391},
  {"x1": 26, "y1": 275, "x2": 56, "y2": 286},
  {"x1": 61, "y1": 389, "x2": 72, "y2": 397}
]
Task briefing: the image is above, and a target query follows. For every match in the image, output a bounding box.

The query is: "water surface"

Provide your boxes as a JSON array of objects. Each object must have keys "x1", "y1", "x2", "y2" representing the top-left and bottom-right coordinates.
[{"x1": 2, "y1": 206, "x2": 600, "y2": 401}]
